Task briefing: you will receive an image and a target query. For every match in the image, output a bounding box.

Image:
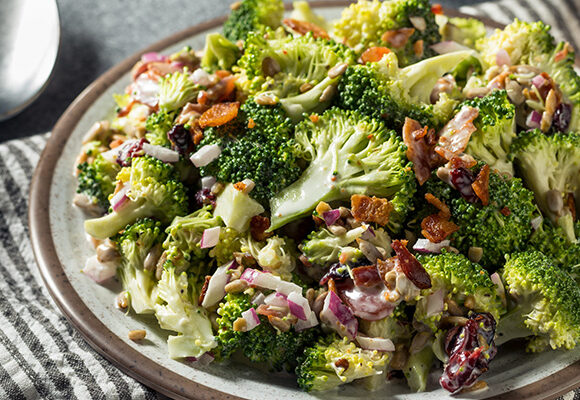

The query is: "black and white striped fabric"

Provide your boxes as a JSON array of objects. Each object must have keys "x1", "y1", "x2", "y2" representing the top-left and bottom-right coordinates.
[{"x1": 1, "y1": 0, "x2": 579, "y2": 398}]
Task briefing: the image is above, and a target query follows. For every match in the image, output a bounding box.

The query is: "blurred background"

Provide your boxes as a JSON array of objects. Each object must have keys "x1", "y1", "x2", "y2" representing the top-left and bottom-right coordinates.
[{"x1": 0, "y1": 0, "x2": 574, "y2": 143}]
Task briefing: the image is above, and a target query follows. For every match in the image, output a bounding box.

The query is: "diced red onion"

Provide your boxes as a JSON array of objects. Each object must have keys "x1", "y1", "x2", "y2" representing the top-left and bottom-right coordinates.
[
  {"x1": 190, "y1": 144, "x2": 222, "y2": 167},
  {"x1": 360, "y1": 224, "x2": 375, "y2": 240},
  {"x1": 412, "y1": 238, "x2": 450, "y2": 254},
  {"x1": 356, "y1": 334, "x2": 395, "y2": 352},
  {"x1": 264, "y1": 292, "x2": 289, "y2": 308},
  {"x1": 490, "y1": 272, "x2": 505, "y2": 298},
  {"x1": 100, "y1": 145, "x2": 126, "y2": 164},
  {"x1": 201, "y1": 176, "x2": 217, "y2": 190},
  {"x1": 241, "y1": 308, "x2": 261, "y2": 331},
  {"x1": 532, "y1": 74, "x2": 547, "y2": 89},
  {"x1": 251, "y1": 292, "x2": 266, "y2": 306},
  {"x1": 322, "y1": 209, "x2": 341, "y2": 226},
  {"x1": 200, "y1": 226, "x2": 221, "y2": 249},
  {"x1": 531, "y1": 215, "x2": 543, "y2": 230},
  {"x1": 83, "y1": 255, "x2": 117, "y2": 283},
  {"x1": 295, "y1": 310, "x2": 319, "y2": 331},
  {"x1": 141, "y1": 52, "x2": 168, "y2": 63},
  {"x1": 240, "y1": 268, "x2": 302, "y2": 296},
  {"x1": 170, "y1": 61, "x2": 185, "y2": 70},
  {"x1": 187, "y1": 351, "x2": 215, "y2": 365},
  {"x1": 526, "y1": 111, "x2": 542, "y2": 129},
  {"x1": 142, "y1": 143, "x2": 179, "y2": 163},
  {"x1": 430, "y1": 41, "x2": 471, "y2": 55},
  {"x1": 287, "y1": 291, "x2": 310, "y2": 321},
  {"x1": 132, "y1": 75, "x2": 160, "y2": 107},
  {"x1": 409, "y1": 16, "x2": 426, "y2": 32},
  {"x1": 425, "y1": 289, "x2": 445, "y2": 317},
  {"x1": 496, "y1": 49, "x2": 511, "y2": 66},
  {"x1": 191, "y1": 68, "x2": 213, "y2": 87},
  {"x1": 201, "y1": 261, "x2": 235, "y2": 308},
  {"x1": 320, "y1": 291, "x2": 358, "y2": 340},
  {"x1": 110, "y1": 184, "x2": 131, "y2": 212}
]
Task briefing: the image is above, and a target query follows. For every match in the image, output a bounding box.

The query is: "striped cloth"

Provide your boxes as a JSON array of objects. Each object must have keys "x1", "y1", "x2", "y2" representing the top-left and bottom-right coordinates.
[{"x1": 1, "y1": 1, "x2": 579, "y2": 398}]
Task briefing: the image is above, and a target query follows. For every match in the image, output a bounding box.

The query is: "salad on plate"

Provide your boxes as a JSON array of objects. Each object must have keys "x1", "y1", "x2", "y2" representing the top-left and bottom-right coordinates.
[{"x1": 72, "y1": 0, "x2": 580, "y2": 394}]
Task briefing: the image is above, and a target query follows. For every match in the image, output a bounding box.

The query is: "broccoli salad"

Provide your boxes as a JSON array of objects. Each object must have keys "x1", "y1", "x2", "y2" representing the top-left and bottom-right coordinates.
[{"x1": 73, "y1": 0, "x2": 580, "y2": 394}]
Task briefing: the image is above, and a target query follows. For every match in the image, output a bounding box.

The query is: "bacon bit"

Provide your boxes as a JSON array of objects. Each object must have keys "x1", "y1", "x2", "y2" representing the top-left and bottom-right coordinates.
[
  {"x1": 191, "y1": 123, "x2": 204, "y2": 145},
  {"x1": 567, "y1": 193, "x2": 577, "y2": 221},
  {"x1": 448, "y1": 156, "x2": 477, "y2": 170},
  {"x1": 283, "y1": 18, "x2": 330, "y2": 39},
  {"x1": 367, "y1": 134, "x2": 374, "y2": 140},
  {"x1": 554, "y1": 43, "x2": 573, "y2": 63},
  {"x1": 431, "y1": 3, "x2": 444, "y2": 14},
  {"x1": 360, "y1": 46, "x2": 392, "y2": 64},
  {"x1": 328, "y1": 278, "x2": 337, "y2": 293},
  {"x1": 256, "y1": 304, "x2": 285, "y2": 318},
  {"x1": 147, "y1": 61, "x2": 178, "y2": 80},
  {"x1": 309, "y1": 114, "x2": 319, "y2": 123},
  {"x1": 215, "y1": 70, "x2": 232, "y2": 79},
  {"x1": 472, "y1": 164, "x2": 490, "y2": 206},
  {"x1": 247, "y1": 118, "x2": 256, "y2": 129},
  {"x1": 197, "y1": 90, "x2": 209, "y2": 106},
  {"x1": 435, "y1": 106, "x2": 479, "y2": 161},
  {"x1": 382, "y1": 27, "x2": 415, "y2": 49},
  {"x1": 219, "y1": 76, "x2": 238, "y2": 102},
  {"x1": 402, "y1": 117, "x2": 441, "y2": 185},
  {"x1": 331, "y1": 176, "x2": 337, "y2": 182},
  {"x1": 425, "y1": 193, "x2": 451, "y2": 218},
  {"x1": 339, "y1": 252, "x2": 350, "y2": 265},
  {"x1": 376, "y1": 257, "x2": 395, "y2": 281},
  {"x1": 117, "y1": 99, "x2": 137, "y2": 117},
  {"x1": 233, "y1": 181, "x2": 247, "y2": 192},
  {"x1": 335, "y1": 358, "x2": 350, "y2": 370},
  {"x1": 413, "y1": 40, "x2": 424, "y2": 57},
  {"x1": 131, "y1": 61, "x2": 149, "y2": 81},
  {"x1": 198, "y1": 102, "x2": 240, "y2": 128},
  {"x1": 198, "y1": 275, "x2": 211, "y2": 304},
  {"x1": 299, "y1": 254, "x2": 313, "y2": 268},
  {"x1": 421, "y1": 214, "x2": 459, "y2": 243},
  {"x1": 109, "y1": 139, "x2": 125, "y2": 149},
  {"x1": 250, "y1": 215, "x2": 273, "y2": 242},
  {"x1": 351, "y1": 194, "x2": 393, "y2": 226},
  {"x1": 351, "y1": 265, "x2": 382, "y2": 287},
  {"x1": 500, "y1": 207, "x2": 511, "y2": 217},
  {"x1": 391, "y1": 240, "x2": 432, "y2": 289}
]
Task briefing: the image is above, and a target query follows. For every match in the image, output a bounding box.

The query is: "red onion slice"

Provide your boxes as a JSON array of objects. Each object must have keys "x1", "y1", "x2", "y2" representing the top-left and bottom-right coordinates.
[
  {"x1": 526, "y1": 111, "x2": 542, "y2": 129},
  {"x1": 201, "y1": 176, "x2": 217, "y2": 190},
  {"x1": 425, "y1": 289, "x2": 445, "y2": 317},
  {"x1": 141, "y1": 52, "x2": 168, "y2": 63},
  {"x1": 495, "y1": 49, "x2": 511, "y2": 66},
  {"x1": 83, "y1": 255, "x2": 117, "y2": 283},
  {"x1": 320, "y1": 291, "x2": 358, "y2": 340},
  {"x1": 190, "y1": 144, "x2": 222, "y2": 167},
  {"x1": 295, "y1": 310, "x2": 319, "y2": 332},
  {"x1": 251, "y1": 292, "x2": 266, "y2": 306},
  {"x1": 409, "y1": 16, "x2": 426, "y2": 32},
  {"x1": 287, "y1": 292, "x2": 309, "y2": 321},
  {"x1": 412, "y1": 238, "x2": 450, "y2": 254},
  {"x1": 356, "y1": 334, "x2": 395, "y2": 352},
  {"x1": 322, "y1": 209, "x2": 341, "y2": 226},
  {"x1": 264, "y1": 292, "x2": 289, "y2": 308},
  {"x1": 200, "y1": 261, "x2": 235, "y2": 308},
  {"x1": 240, "y1": 268, "x2": 302, "y2": 296},
  {"x1": 241, "y1": 308, "x2": 261, "y2": 331},
  {"x1": 200, "y1": 226, "x2": 221, "y2": 249},
  {"x1": 191, "y1": 68, "x2": 213, "y2": 87},
  {"x1": 430, "y1": 41, "x2": 471, "y2": 55},
  {"x1": 110, "y1": 184, "x2": 131, "y2": 212},
  {"x1": 532, "y1": 74, "x2": 546, "y2": 89},
  {"x1": 360, "y1": 224, "x2": 375, "y2": 240},
  {"x1": 132, "y1": 75, "x2": 160, "y2": 107},
  {"x1": 142, "y1": 143, "x2": 179, "y2": 163}
]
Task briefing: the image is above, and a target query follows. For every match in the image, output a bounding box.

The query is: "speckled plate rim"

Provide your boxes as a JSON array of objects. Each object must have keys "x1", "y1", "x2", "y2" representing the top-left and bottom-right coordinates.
[{"x1": 29, "y1": 2, "x2": 580, "y2": 399}]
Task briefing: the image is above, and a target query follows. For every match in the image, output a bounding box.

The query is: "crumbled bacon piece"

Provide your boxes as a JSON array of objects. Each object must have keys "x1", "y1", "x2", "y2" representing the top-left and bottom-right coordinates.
[
  {"x1": 402, "y1": 117, "x2": 441, "y2": 185},
  {"x1": 351, "y1": 194, "x2": 393, "y2": 226},
  {"x1": 421, "y1": 193, "x2": 459, "y2": 243},
  {"x1": 382, "y1": 28, "x2": 415, "y2": 49},
  {"x1": 233, "y1": 181, "x2": 247, "y2": 192},
  {"x1": 391, "y1": 240, "x2": 431, "y2": 289},
  {"x1": 328, "y1": 278, "x2": 337, "y2": 293},
  {"x1": 472, "y1": 164, "x2": 490, "y2": 206},
  {"x1": 199, "y1": 102, "x2": 240, "y2": 128},
  {"x1": 351, "y1": 265, "x2": 382, "y2": 288},
  {"x1": 500, "y1": 207, "x2": 511, "y2": 216},
  {"x1": 256, "y1": 304, "x2": 286, "y2": 318},
  {"x1": 425, "y1": 193, "x2": 451, "y2": 218},
  {"x1": 191, "y1": 123, "x2": 204, "y2": 145},
  {"x1": 283, "y1": 18, "x2": 329, "y2": 39},
  {"x1": 198, "y1": 275, "x2": 212, "y2": 304},
  {"x1": 250, "y1": 215, "x2": 273, "y2": 242},
  {"x1": 435, "y1": 106, "x2": 479, "y2": 161},
  {"x1": 413, "y1": 40, "x2": 424, "y2": 57},
  {"x1": 554, "y1": 42, "x2": 572, "y2": 62},
  {"x1": 448, "y1": 156, "x2": 477, "y2": 170},
  {"x1": 360, "y1": 47, "x2": 391, "y2": 64},
  {"x1": 567, "y1": 193, "x2": 577, "y2": 221},
  {"x1": 431, "y1": 3, "x2": 443, "y2": 14},
  {"x1": 376, "y1": 257, "x2": 395, "y2": 281}
]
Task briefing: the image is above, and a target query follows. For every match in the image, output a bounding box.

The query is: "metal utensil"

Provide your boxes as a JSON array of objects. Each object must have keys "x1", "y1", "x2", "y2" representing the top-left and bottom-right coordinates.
[{"x1": 0, "y1": 0, "x2": 60, "y2": 121}]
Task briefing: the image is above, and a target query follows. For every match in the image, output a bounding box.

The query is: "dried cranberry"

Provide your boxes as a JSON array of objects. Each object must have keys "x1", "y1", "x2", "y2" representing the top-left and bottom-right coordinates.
[
  {"x1": 450, "y1": 167, "x2": 478, "y2": 203},
  {"x1": 319, "y1": 263, "x2": 350, "y2": 286},
  {"x1": 116, "y1": 138, "x2": 148, "y2": 167},
  {"x1": 194, "y1": 188, "x2": 216, "y2": 207},
  {"x1": 440, "y1": 312, "x2": 497, "y2": 394},
  {"x1": 168, "y1": 124, "x2": 194, "y2": 154},
  {"x1": 552, "y1": 103, "x2": 572, "y2": 133}
]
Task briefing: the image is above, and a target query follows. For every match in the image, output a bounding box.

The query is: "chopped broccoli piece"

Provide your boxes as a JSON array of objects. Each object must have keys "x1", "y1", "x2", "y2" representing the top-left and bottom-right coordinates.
[
  {"x1": 403, "y1": 340, "x2": 434, "y2": 392},
  {"x1": 144, "y1": 110, "x2": 176, "y2": 147},
  {"x1": 296, "y1": 335, "x2": 389, "y2": 391},
  {"x1": 497, "y1": 251, "x2": 580, "y2": 350},
  {"x1": 300, "y1": 225, "x2": 368, "y2": 267},
  {"x1": 84, "y1": 155, "x2": 189, "y2": 239},
  {"x1": 215, "y1": 293, "x2": 319, "y2": 371},
  {"x1": 210, "y1": 226, "x2": 243, "y2": 265},
  {"x1": 512, "y1": 129, "x2": 580, "y2": 242},
  {"x1": 114, "y1": 218, "x2": 164, "y2": 314},
  {"x1": 438, "y1": 16, "x2": 486, "y2": 49},
  {"x1": 360, "y1": 304, "x2": 414, "y2": 343},
  {"x1": 240, "y1": 234, "x2": 297, "y2": 280},
  {"x1": 201, "y1": 33, "x2": 241, "y2": 72},
  {"x1": 270, "y1": 108, "x2": 416, "y2": 232},
  {"x1": 76, "y1": 154, "x2": 120, "y2": 210},
  {"x1": 222, "y1": 0, "x2": 284, "y2": 42},
  {"x1": 158, "y1": 71, "x2": 201, "y2": 112},
  {"x1": 333, "y1": 0, "x2": 441, "y2": 66},
  {"x1": 462, "y1": 90, "x2": 517, "y2": 176},
  {"x1": 336, "y1": 51, "x2": 472, "y2": 130},
  {"x1": 290, "y1": 1, "x2": 330, "y2": 32}
]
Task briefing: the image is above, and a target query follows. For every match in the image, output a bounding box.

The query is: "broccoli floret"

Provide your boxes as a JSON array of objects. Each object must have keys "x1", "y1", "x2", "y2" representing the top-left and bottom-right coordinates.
[
  {"x1": 462, "y1": 90, "x2": 517, "y2": 176},
  {"x1": 234, "y1": 32, "x2": 355, "y2": 120},
  {"x1": 300, "y1": 226, "x2": 368, "y2": 267},
  {"x1": 199, "y1": 100, "x2": 302, "y2": 204},
  {"x1": 296, "y1": 335, "x2": 389, "y2": 392},
  {"x1": 76, "y1": 154, "x2": 120, "y2": 210},
  {"x1": 438, "y1": 16, "x2": 486, "y2": 49},
  {"x1": 154, "y1": 267, "x2": 217, "y2": 359},
  {"x1": 415, "y1": 252, "x2": 504, "y2": 331},
  {"x1": 496, "y1": 251, "x2": 580, "y2": 351},
  {"x1": 528, "y1": 220, "x2": 580, "y2": 280},
  {"x1": 201, "y1": 33, "x2": 241, "y2": 72},
  {"x1": 512, "y1": 129, "x2": 580, "y2": 242},
  {"x1": 332, "y1": 0, "x2": 441, "y2": 66},
  {"x1": 215, "y1": 293, "x2": 319, "y2": 371},
  {"x1": 210, "y1": 226, "x2": 243, "y2": 265},
  {"x1": 145, "y1": 110, "x2": 176, "y2": 147},
  {"x1": 158, "y1": 71, "x2": 201, "y2": 112},
  {"x1": 270, "y1": 108, "x2": 416, "y2": 232},
  {"x1": 240, "y1": 234, "x2": 297, "y2": 280},
  {"x1": 336, "y1": 51, "x2": 472, "y2": 130},
  {"x1": 403, "y1": 341, "x2": 434, "y2": 392},
  {"x1": 360, "y1": 304, "x2": 414, "y2": 343},
  {"x1": 84, "y1": 155, "x2": 188, "y2": 239},
  {"x1": 222, "y1": 0, "x2": 284, "y2": 42},
  {"x1": 114, "y1": 218, "x2": 164, "y2": 314},
  {"x1": 290, "y1": 1, "x2": 330, "y2": 32},
  {"x1": 422, "y1": 164, "x2": 536, "y2": 268}
]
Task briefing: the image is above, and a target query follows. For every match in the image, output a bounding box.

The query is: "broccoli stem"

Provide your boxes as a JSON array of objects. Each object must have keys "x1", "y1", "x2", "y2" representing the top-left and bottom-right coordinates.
[
  {"x1": 84, "y1": 199, "x2": 152, "y2": 239},
  {"x1": 403, "y1": 343, "x2": 435, "y2": 392},
  {"x1": 494, "y1": 305, "x2": 533, "y2": 346}
]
